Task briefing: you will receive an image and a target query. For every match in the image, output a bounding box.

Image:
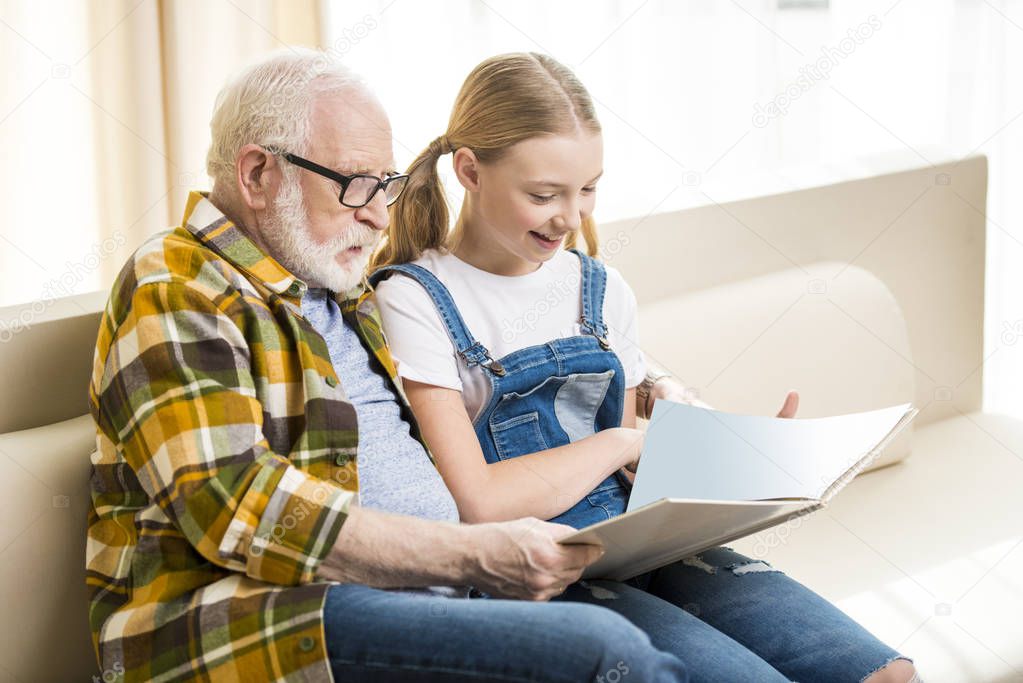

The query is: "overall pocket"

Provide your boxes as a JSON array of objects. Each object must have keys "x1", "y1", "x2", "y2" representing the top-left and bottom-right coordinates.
[
  {"x1": 490, "y1": 411, "x2": 549, "y2": 460},
  {"x1": 486, "y1": 369, "x2": 617, "y2": 461},
  {"x1": 585, "y1": 483, "x2": 629, "y2": 518},
  {"x1": 552, "y1": 369, "x2": 615, "y2": 442}
]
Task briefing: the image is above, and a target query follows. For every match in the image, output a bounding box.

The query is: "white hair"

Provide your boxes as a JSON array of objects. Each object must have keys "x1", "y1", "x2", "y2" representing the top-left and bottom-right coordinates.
[{"x1": 206, "y1": 47, "x2": 368, "y2": 190}]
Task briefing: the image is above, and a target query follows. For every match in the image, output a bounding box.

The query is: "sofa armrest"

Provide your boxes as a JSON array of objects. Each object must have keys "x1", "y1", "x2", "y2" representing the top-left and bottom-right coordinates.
[{"x1": 0, "y1": 414, "x2": 98, "y2": 679}]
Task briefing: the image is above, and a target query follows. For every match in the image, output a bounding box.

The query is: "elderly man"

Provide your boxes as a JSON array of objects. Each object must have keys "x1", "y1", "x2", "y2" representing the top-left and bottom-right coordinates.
[{"x1": 85, "y1": 49, "x2": 688, "y2": 682}]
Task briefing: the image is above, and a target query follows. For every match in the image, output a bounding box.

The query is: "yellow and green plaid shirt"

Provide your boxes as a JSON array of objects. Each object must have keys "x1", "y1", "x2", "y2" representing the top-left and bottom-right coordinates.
[{"x1": 87, "y1": 192, "x2": 422, "y2": 682}]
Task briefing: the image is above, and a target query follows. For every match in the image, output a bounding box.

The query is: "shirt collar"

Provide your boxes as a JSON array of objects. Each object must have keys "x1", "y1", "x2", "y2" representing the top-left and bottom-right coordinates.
[{"x1": 180, "y1": 191, "x2": 369, "y2": 302}]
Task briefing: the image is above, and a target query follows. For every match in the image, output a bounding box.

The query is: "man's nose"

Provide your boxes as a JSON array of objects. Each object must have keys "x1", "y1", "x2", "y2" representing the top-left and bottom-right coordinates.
[{"x1": 354, "y1": 189, "x2": 389, "y2": 231}]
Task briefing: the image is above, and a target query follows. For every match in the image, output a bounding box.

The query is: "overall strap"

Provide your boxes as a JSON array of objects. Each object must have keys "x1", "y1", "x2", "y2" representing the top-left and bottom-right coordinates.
[
  {"x1": 569, "y1": 248, "x2": 611, "y2": 350},
  {"x1": 369, "y1": 264, "x2": 507, "y2": 376}
]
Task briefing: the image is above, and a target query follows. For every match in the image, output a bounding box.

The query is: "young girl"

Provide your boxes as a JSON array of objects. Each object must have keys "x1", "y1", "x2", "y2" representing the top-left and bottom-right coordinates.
[{"x1": 371, "y1": 53, "x2": 918, "y2": 683}]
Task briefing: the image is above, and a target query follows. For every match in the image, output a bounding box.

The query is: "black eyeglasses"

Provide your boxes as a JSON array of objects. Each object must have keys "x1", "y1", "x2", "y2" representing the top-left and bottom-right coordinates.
[{"x1": 267, "y1": 148, "x2": 409, "y2": 208}]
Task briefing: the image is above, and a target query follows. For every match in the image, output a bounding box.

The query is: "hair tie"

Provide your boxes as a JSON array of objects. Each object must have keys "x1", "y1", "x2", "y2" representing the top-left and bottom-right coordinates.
[{"x1": 432, "y1": 135, "x2": 453, "y2": 156}]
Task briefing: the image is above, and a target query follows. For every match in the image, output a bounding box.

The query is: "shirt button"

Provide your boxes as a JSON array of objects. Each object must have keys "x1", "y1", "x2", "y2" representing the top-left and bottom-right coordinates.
[
  {"x1": 286, "y1": 282, "x2": 303, "y2": 297},
  {"x1": 298, "y1": 636, "x2": 316, "y2": 652},
  {"x1": 334, "y1": 453, "x2": 350, "y2": 466},
  {"x1": 325, "y1": 376, "x2": 338, "y2": 387}
]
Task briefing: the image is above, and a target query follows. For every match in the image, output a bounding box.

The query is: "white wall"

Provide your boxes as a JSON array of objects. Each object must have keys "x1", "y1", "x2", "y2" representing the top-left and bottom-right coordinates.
[
  {"x1": 324, "y1": 0, "x2": 1023, "y2": 418},
  {"x1": 1, "y1": 0, "x2": 1019, "y2": 417}
]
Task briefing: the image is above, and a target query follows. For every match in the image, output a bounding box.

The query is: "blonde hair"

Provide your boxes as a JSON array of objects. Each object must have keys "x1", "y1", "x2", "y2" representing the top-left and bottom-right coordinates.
[{"x1": 371, "y1": 52, "x2": 602, "y2": 270}]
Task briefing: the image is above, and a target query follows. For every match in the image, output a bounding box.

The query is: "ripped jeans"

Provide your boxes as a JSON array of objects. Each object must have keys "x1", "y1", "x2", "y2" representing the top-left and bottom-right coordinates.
[{"x1": 553, "y1": 546, "x2": 912, "y2": 683}]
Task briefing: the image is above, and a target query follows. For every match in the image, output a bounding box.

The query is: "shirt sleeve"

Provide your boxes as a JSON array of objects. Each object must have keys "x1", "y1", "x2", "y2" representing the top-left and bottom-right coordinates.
[
  {"x1": 374, "y1": 273, "x2": 464, "y2": 392},
  {"x1": 90, "y1": 280, "x2": 352, "y2": 587},
  {"x1": 603, "y1": 264, "x2": 648, "y2": 389}
]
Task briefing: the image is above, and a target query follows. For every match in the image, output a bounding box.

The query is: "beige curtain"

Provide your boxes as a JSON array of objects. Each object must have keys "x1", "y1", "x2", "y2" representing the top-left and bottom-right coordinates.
[{"x1": 0, "y1": 0, "x2": 321, "y2": 308}]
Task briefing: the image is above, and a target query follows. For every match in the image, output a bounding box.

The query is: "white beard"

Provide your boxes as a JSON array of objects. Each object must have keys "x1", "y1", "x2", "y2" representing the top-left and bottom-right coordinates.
[{"x1": 261, "y1": 175, "x2": 380, "y2": 294}]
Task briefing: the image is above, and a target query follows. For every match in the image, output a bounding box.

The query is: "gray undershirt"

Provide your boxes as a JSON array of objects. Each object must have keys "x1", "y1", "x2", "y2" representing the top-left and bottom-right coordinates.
[
  {"x1": 302, "y1": 289, "x2": 470, "y2": 598},
  {"x1": 301, "y1": 288, "x2": 461, "y2": 523}
]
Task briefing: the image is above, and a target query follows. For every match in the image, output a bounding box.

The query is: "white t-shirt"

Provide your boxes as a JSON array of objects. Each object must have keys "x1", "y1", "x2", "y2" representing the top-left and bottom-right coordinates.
[{"x1": 374, "y1": 248, "x2": 647, "y2": 422}]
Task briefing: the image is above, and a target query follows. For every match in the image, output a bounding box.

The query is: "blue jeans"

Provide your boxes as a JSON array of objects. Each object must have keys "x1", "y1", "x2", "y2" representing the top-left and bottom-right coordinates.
[
  {"x1": 324, "y1": 546, "x2": 910, "y2": 682},
  {"x1": 563, "y1": 546, "x2": 910, "y2": 682},
  {"x1": 322, "y1": 584, "x2": 688, "y2": 682}
]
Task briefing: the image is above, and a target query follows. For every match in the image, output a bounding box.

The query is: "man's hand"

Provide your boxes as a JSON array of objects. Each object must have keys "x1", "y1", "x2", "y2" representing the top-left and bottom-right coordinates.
[
  {"x1": 466, "y1": 518, "x2": 604, "y2": 601},
  {"x1": 776, "y1": 390, "x2": 799, "y2": 418},
  {"x1": 315, "y1": 507, "x2": 603, "y2": 601}
]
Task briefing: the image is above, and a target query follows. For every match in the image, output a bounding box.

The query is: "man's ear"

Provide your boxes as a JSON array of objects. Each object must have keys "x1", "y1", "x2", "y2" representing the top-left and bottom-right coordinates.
[
  {"x1": 452, "y1": 147, "x2": 482, "y2": 193},
  {"x1": 235, "y1": 144, "x2": 279, "y2": 211}
]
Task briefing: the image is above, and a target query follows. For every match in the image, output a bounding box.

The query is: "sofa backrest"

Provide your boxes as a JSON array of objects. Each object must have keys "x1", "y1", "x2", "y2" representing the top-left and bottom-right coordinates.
[
  {"x1": 0, "y1": 291, "x2": 107, "y2": 433},
  {"x1": 601, "y1": 155, "x2": 987, "y2": 430}
]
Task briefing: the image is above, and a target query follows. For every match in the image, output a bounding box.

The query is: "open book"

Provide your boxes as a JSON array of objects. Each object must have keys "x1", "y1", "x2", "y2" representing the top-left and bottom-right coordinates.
[{"x1": 559, "y1": 400, "x2": 919, "y2": 580}]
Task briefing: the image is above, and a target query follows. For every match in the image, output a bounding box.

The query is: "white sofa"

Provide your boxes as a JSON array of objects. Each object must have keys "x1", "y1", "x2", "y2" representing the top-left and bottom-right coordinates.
[
  {"x1": 600, "y1": 154, "x2": 1023, "y2": 682},
  {"x1": 2, "y1": 154, "x2": 1019, "y2": 682}
]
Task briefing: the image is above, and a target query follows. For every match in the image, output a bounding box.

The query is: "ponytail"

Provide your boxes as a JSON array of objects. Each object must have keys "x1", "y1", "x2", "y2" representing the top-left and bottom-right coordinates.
[
  {"x1": 566, "y1": 215, "x2": 600, "y2": 258},
  {"x1": 370, "y1": 135, "x2": 454, "y2": 270}
]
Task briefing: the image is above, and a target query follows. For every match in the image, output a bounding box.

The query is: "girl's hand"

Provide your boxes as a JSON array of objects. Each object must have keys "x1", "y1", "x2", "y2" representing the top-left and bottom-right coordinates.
[
  {"x1": 640, "y1": 376, "x2": 713, "y2": 418},
  {"x1": 776, "y1": 391, "x2": 799, "y2": 418},
  {"x1": 643, "y1": 378, "x2": 799, "y2": 420}
]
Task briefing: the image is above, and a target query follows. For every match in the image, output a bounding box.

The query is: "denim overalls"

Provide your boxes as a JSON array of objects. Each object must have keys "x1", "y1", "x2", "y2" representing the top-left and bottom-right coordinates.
[{"x1": 370, "y1": 249, "x2": 630, "y2": 528}]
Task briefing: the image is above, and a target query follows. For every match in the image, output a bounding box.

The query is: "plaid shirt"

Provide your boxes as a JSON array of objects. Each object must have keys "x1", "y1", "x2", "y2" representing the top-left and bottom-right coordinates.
[{"x1": 87, "y1": 192, "x2": 424, "y2": 682}]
